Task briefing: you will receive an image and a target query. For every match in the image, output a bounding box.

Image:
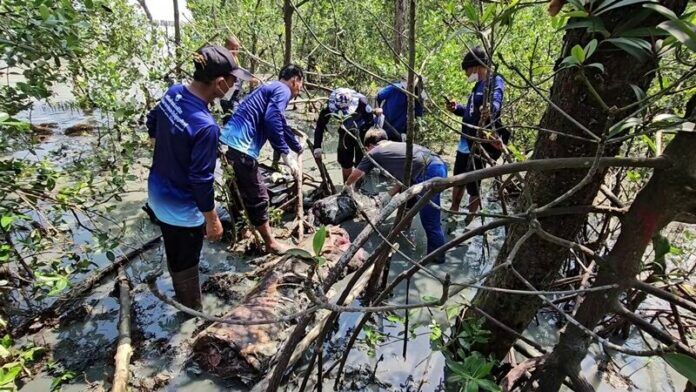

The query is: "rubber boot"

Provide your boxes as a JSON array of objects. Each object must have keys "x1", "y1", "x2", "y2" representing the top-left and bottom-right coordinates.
[{"x1": 170, "y1": 266, "x2": 202, "y2": 311}]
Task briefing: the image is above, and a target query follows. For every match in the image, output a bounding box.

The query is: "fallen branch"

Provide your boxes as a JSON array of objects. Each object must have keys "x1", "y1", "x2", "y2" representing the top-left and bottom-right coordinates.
[
  {"x1": 111, "y1": 267, "x2": 133, "y2": 392},
  {"x1": 12, "y1": 236, "x2": 162, "y2": 338}
]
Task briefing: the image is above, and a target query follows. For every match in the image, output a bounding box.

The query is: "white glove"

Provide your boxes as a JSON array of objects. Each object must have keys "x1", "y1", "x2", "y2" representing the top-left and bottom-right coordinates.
[
  {"x1": 282, "y1": 153, "x2": 300, "y2": 178},
  {"x1": 401, "y1": 133, "x2": 407, "y2": 142},
  {"x1": 313, "y1": 148, "x2": 322, "y2": 159}
]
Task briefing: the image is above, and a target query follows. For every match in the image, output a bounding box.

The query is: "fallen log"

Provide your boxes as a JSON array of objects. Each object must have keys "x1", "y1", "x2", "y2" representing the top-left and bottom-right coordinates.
[
  {"x1": 190, "y1": 226, "x2": 366, "y2": 385},
  {"x1": 111, "y1": 267, "x2": 133, "y2": 392},
  {"x1": 12, "y1": 236, "x2": 162, "y2": 338}
]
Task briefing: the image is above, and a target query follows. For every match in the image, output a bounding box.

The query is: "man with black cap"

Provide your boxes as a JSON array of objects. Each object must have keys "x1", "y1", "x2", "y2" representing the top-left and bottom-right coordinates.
[
  {"x1": 220, "y1": 64, "x2": 305, "y2": 255},
  {"x1": 145, "y1": 45, "x2": 253, "y2": 310},
  {"x1": 313, "y1": 87, "x2": 378, "y2": 182},
  {"x1": 446, "y1": 46, "x2": 508, "y2": 224}
]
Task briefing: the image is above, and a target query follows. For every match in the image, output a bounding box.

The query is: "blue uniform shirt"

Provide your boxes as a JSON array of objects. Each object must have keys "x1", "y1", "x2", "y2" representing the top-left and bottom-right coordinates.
[
  {"x1": 146, "y1": 84, "x2": 219, "y2": 227},
  {"x1": 454, "y1": 75, "x2": 505, "y2": 154},
  {"x1": 376, "y1": 83, "x2": 423, "y2": 140},
  {"x1": 220, "y1": 81, "x2": 303, "y2": 160}
]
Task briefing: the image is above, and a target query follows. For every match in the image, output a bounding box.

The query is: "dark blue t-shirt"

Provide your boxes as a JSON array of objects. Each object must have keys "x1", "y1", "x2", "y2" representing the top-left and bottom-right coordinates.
[
  {"x1": 146, "y1": 84, "x2": 219, "y2": 227},
  {"x1": 454, "y1": 75, "x2": 505, "y2": 154},
  {"x1": 376, "y1": 83, "x2": 423, "y2": 140}
]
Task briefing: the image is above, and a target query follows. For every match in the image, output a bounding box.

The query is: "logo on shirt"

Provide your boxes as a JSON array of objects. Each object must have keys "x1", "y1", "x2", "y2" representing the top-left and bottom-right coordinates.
[{"x1": 175, "y1": 94, "x2": 182, "y2": 102}]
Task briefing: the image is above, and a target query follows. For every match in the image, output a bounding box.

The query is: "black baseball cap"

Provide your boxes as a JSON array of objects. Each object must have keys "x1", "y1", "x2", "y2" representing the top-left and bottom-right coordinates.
[
  {"x1": 461, "y1": 46, "x2": 488, "y2": 70},
  {"x1": 193, "y1": 45, "x2": 253, "y2": 83}
]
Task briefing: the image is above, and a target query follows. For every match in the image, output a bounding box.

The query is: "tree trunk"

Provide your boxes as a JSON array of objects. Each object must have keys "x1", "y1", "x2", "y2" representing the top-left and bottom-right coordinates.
[
  {"x1": 283, "y1": 0, "x2": 293, "y2": 65},
  {"x1": 460, "y1": 0, "x2": 689, "y2": 360},
  {"x1": 393, "y1": 0, "x2": 407, "y2": 57},
  {"x1": 173, "y1": 0, "x2": 182, "y2": 80},
  {"x1": 535, "y1": 129, "x2": 696, "y2": 390}
]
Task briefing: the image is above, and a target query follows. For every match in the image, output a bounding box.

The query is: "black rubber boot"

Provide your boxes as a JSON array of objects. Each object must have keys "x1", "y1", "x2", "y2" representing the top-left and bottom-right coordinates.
[{"x1": 170, "y1": 266, "x2": 202, "y2": 311}]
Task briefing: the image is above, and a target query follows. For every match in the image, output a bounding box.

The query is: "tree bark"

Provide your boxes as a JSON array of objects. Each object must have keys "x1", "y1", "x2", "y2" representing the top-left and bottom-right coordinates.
[
  {"x1": 283, "y1": 0, "x2": 293, "y2": 65},
  {"x1": 173, "y1": 0, "x2": 182, "y2": 80},
  {"x1": 460, "y1": 0, "x2": 689, "y2": 360},
  {"x1": 535, "y1": 129, "x2": 696, "y2": 390},
  {"x1": 393, "y1": 0, "x2": 407, "y2": 57}
]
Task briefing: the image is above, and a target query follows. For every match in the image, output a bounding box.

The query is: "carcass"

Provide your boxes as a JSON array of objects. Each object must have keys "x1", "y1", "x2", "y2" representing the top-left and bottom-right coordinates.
[{"x1": 190, "y1": 226, "x2": 366, "y2": 384}]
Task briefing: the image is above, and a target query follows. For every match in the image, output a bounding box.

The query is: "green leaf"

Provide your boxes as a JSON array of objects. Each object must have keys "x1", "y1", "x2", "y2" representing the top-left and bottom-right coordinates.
[
  {"x1": 604, "y1": 37, "x2": 651, "y2": 60},
  {"x1": 313, "y1": 226, "x2": 327, "y2": 257},
  {"x1": 585, "y1": 62, "x2": 605, "y2": 73},
  {"x1": 658, "y1": 20, "x2": 696, "y2": 52},
  {"x1": 105, "y1": 251, "x2": 115, "y2": 262},
  {"x1": 0, "y1": 364, "x2": 21, "y2": 386},
  {"x1": 386, "y1": 314, "x2": 405, "y2": 324},
  {"x1": 430, "y1": 322, "x2": 442, "y2": 341},
  {"x1": 571, "y1": 44, "x2": 586, "y2": 63},
  {"x1": 663, "y1": 353, "x2": 696, "y2": 384},
  {"x1": 477, "y1": 379, "x2": 501, "y2": 392},
  {"x1": 643, "y1": 3, "x2": 679, "y2": 21},
  {"x1": 0, "y1": 113, "x2": 8, "y2": 123},
  {"x1": 584, "y1": 39, "x2": 598, "y2": 59},
  {"x1": 0, "y1": 216, "x2": 14, "y2": 231},
  {"x1": 39, "y1": 4, "x2": 51, "y2": 19},
  {"x1": 595, "y1": 0, "x2": 654, "y2": 16}
]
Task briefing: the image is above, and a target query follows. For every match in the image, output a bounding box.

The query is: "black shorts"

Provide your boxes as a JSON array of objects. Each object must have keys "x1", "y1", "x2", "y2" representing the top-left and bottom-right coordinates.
[
  {"x1": 160, "y1": 222, "x2": 205, "y2": 273},
  {"x1": 337, "y1": 130, "x2": 364, "y2": 169},
  {"x1": 453, "y1": 151, "x2": 483, "y2": 197},
  {"x1": 226, "y1": 148, "x2": 270, "y2": 227}
]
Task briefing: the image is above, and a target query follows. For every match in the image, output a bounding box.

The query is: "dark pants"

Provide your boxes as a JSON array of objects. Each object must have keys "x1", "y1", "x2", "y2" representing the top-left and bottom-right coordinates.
[
  {"x1": 337, "y1": 129, "x2": 364, "y2": 169},
  {"x1": 453, "y1": 151, "x2": 484, "y2": 197},
  {"x1": 226, "y1": 148, "x2": 269, "y2": 227},
  {"x1": 159, "y1": 222, "x2": 204, "y2": 273}
]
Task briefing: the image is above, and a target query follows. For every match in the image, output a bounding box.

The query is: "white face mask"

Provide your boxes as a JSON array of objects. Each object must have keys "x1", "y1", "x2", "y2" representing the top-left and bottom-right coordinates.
[
  {"x1": 468, "y1": 73, "x2": 480, "y2": 83},
  {"x1": 218, "y1": 79, "x2": 236, "y2": 101}
]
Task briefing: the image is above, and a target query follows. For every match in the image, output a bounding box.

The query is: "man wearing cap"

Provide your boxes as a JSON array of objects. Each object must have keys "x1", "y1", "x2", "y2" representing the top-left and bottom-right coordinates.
[
  {"x1": 220, "y1": 64, "x2": 305, "y2": 255},
  {"x1": 313, "y1": 88, "x2": 378, "y2": 182},
  {"x1": 375, "y1": 75, "x2": 424, "y2": 142},
  {"x1": 146, "y1": 45, "x2": 254, "y2": 310},
  {"x1": 345, "y1": 128, "x2": 447, "y2": 263},
  {"x1": 446, "y1": 46, "x2": 508, "y2": 223}
]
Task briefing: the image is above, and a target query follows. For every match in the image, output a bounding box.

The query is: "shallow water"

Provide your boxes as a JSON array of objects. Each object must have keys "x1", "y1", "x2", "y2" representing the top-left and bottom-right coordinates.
[{"x1": 8, "y1": 100, "x2": 690, "y2": 391}]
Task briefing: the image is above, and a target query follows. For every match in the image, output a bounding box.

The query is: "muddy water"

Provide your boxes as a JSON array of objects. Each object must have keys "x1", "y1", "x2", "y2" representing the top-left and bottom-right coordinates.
[{"x1": 10, "y1": 102, "x2": 689, "y2": 391}]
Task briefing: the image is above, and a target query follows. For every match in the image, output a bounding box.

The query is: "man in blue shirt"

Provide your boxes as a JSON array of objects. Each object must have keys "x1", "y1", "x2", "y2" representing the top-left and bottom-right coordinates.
[
  {"x1": 446, "y1": 47, "x2": 508, "y2": 223},
  {"x1": 146, "y1": 45, "x2": 253, "y2": 310},
  {"x1": 375, "y1": 75, "x2": 424, "y2": 141},
  {"x1": 220, "y1": 64, "x2": 304, "y2": 254}
]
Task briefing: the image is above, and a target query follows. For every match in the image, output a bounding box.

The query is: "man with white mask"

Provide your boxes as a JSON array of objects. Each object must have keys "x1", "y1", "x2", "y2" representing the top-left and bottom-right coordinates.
[{"x1": 445, "y1": 46, "x2": 507, "y2": 223}]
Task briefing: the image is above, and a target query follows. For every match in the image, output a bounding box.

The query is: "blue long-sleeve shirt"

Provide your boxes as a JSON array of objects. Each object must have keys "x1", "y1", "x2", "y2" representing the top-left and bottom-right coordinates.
[
  {"x1": 376, "y1": 83, "x2": 423, "y2": 141},
  {"x1": 454, "y1": 75, "x2": 505, "y2": 154},
  {"x1": 220, "y1": 81, "x2": 303, "y2": 160},
  {"x1": 147, "y1": 84, "x2": 219, "y2": 227}
]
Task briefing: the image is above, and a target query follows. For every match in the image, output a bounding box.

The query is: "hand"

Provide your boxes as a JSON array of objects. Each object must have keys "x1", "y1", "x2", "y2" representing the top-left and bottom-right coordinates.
[
  {"x1": 446, "y1": 100, "x2": 457, "y2": 113},
  {"x1": 373, "y1": 107, "x2": 383, "y2": 116},
  {"x1": 313, "y1": 148, "x2": 323, "y2": 159},
  {"x1": 282, "y1": 153, "x2": 300, "y2": 178},
  {"x1": 204, "y1": 215, "x2": 223, "y2": 242}
]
